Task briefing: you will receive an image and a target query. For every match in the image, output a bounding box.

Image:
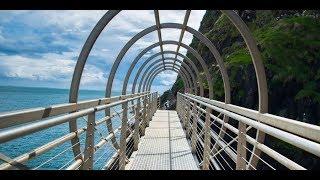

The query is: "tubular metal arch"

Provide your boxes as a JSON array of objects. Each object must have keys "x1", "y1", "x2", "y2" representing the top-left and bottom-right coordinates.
[
  {"x1": 129, "y1": 51, "x2": 204, "y2": 96},
  {"x1": 146, "y1": 65, "x2": 191, "y2": 92},
  {"x1": 139, "y1": 61, "x2": 193, "y2": 94},
  {"x1": 69, "y1": 10, "x2": 120, "y2": 156},
  {"x1": 0, "y1": 9, "x2": 274, "y2": 171},
  {"x1": 147, "y1": 69, "x2": 169, "y2": 92},
  {"x1": 143, "y1": 65, "x2": 183, "y2": 93},
  {"x1": 122, "y1": 40, "x2": 215, "y2": 98},
  {"x1": 140, "y1": 61, "x2": 195, "y2": 94},
  {"x1": 145, "y1": 66, "x2": 184, "y2": 92},
  {"x1": 140, "y1": 65, "x2": 189, "y2": 94},
  {"x1": 125, "y1": 40, "x2": 214, "y2": 99},
  {"x1": 106, "y1": 22, "x2": 238, "y2": 108},
  {"x1": 68, "y1": 10, "x2": 268, "y2": 168},
  {"x1": 72, "y1": 20, "x2": 229, "y2": 154},
  {"x1": 147, "y1": 67, "x2": 190, "y2": 93},
  {"x1": 153, "y1": 57, "x2": 203, "y2": 96},
  {"x1": 221, "y1": 10, "x2": 268, "y2": 113},
  {"x1": 221, "y1": 10, "x2": 268, "y2": 168},
  {"x1": 144, "y1": 59, "x2": 198, "y2": 95}
]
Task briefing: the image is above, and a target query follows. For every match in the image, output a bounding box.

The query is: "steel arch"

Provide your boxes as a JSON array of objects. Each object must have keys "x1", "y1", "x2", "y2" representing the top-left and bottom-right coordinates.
[{"x1": 69, "y1": 10, "x2": 268, "y2": 168}]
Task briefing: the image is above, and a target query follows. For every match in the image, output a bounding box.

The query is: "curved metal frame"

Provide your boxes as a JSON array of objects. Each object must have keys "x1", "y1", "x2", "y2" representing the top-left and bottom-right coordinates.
[
  {"x1": 143, "y1": 66, "x2": 191, "y2": 92},
  {"x1": 146, "y1": 67, "x2": 177, "y2": 92},
  {"x1": 122, "y1": 40, "x2": 207, "y2": 97},
  {"x1": 129, "y1": 50, "x2": 205, "y2": 96},
  {"x1": 69, "y1": 10, "x2": 268, "y2": 169},
  {"x1": 138, "y1": 61, "x2": 194, "y2": 93},
  {"x1": 142, "y1": 59, "x2": 198, "y2": 94},
  {"x1": 142, "y1": 65, "x2": 187, "y2": 93}
]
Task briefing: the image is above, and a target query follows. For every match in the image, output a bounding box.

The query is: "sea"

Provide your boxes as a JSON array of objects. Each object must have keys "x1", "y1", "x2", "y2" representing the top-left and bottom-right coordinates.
[{"x1": 0, "y1": 86, "x2": 125, "y2": 170}]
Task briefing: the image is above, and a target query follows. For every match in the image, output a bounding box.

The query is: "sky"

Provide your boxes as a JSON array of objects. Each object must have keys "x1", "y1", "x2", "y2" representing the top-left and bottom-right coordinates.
[{"x1": 0, "y1": 10, "x2": 205, "y2": 94}]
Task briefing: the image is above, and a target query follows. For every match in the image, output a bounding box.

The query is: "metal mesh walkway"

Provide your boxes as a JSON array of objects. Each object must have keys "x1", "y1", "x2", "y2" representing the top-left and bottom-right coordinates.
[{"x1": 126, "y1": 110, "x2": 199, "y2": 170}]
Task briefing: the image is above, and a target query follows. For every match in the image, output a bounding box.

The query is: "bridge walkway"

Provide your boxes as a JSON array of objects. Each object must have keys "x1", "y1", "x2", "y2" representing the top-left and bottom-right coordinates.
[{"x1": 126, "y1": 110, "x2": 199, "y2": 170}]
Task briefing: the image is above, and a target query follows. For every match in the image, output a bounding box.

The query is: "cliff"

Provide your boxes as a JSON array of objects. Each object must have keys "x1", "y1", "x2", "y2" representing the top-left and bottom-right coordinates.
[{"x1": 160, "y1": 10, "x2": 320, "y2": 169}]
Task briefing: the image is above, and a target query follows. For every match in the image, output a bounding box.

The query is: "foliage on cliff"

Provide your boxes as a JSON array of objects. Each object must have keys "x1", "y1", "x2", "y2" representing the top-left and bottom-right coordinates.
[{"x1": 160, "y1": 10, "x2": 320, "y2": 169}]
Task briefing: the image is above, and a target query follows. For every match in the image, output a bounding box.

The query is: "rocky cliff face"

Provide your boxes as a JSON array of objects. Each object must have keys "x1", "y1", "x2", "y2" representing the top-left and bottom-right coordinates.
[{"x1": 160, "y1": 10, "x2": 320, "y2": 169}]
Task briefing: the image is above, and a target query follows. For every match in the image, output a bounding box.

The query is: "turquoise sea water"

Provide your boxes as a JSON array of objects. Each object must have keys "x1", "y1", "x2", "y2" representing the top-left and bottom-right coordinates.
[{"x1": 0, "y1": 86, "x2": 123, "y2": 170}]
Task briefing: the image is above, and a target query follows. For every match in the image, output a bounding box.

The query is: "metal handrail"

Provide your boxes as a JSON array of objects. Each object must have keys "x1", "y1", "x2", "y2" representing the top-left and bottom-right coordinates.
[
  {"x1": 0, "y1": 91, "x2": 158, "y2": 170},
  {"x1": 185, "y1": 93, "x2": 320, "y2": 143},
  {"x1": 0, "y1": 92, "x2": 149, "y2": 129},
  {"x1": 177, "y1": 92, "x2": 320, "y2": 170}
]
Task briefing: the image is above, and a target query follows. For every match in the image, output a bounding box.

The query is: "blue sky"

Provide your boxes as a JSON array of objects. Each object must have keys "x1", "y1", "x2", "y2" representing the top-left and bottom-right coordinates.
[{"x1": 0, "y1": 10, "x2": 205, "y2": 94}]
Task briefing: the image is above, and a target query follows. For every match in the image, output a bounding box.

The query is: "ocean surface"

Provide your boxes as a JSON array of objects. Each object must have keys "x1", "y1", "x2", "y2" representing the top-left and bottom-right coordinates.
[{"x1": 0, "y1": 86, "x2": 125, "y2": 170}]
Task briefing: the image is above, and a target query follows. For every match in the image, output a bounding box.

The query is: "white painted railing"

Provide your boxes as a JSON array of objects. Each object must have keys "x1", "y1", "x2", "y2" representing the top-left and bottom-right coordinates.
[
  {"x1": 0, "y1": 92, "x2": 158, "y2": 170},
  {"x1": 177, "y1": 93, "x2": 320, "y2": 170}
]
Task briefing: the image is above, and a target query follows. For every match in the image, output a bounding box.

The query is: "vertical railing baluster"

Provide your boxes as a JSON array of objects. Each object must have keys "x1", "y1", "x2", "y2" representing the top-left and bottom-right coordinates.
[
  {"x1": 119, "y1": 100, "x2": 128, "y2": 170},
  {"x1": 179, "y1": 94, "x2": 184, "y2": 122},
  {"x1": 152, "y1": 93, "x2": 156, "y2": 115},
  {"x1": 157, "y1": 93, "x2": 160, "y2": 109},
  {"x1": 141, "y1": 94, "x2": 147, "y2": 136},
  {"x1": 183, "y1": 97, "x2": 187, "y2": 129},
  {"x1": 191, "y1": 99, "x2": 198, "y2": 153},
  {"x1": 133, "y1": 98, "x2": 140, "y2": 151},
  {"x1": 146, "y1": 93, "x2": 150, "y2": 127},
  {"x1": 153, "y1": 93, "x2": 156, "y2": 113},
  {"x1": 179, "y1": 94, "x2": 182, "y2": 116},
  {"x1": 154, "y1": 92, "x2": 159, "y2": 113},
  {"x1": 82, "y1": 112, "x2": 95, "y2": 170},
  {"x1": 180, "y1": 95, "x2": 184, "y2": 125},
  {"x1": 202, "y1": 107, "x2": 211, "y2": 170},
  {"x1": 236, "y1": 122, "x2": 247, "y2": 170},
  {"x1": 177, "y1": 94, "x2": 180, "y2": 114},
  {"x1": 186, "y1": 99, "x2": 191, "y2": 138},
  {"x1": 178, "y1": 95, "x2": 182, "y2": 120},
  {"x1": 176, "y1": 94, "x2": 179, "y2": 114}
]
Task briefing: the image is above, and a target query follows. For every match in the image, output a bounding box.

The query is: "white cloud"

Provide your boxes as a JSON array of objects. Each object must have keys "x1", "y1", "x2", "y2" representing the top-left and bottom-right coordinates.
[
  {"x1": 25, "y1": 10, "x2": 105, "y2": 32},
  {"x1": 109, "y1": 10, "x2": 154, "y2": 32},
  {"x1": 0, "y1": 55, "x2": 73, "y2": 81},
  {"x1": 157, "y1": 71, "x2": 178, "y2": 86},
  {"x1": 0, "y1": 10, "x2": 206, "y2": 91},
  {"x1": 0, "y1": 53, "x2": 107, "y2": 88}
]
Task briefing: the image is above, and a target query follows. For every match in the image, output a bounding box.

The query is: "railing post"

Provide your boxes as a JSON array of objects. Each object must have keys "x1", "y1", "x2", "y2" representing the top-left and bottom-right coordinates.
[
  {"x1": 179, "y1": 95, "x2": 183, "y2": 122},
  {"x1": 180, "y1": 95, "x2": 185, "y2": 123},
  {"x1": 176, "y1": 94, "x2": 179, "y2": 114},
  {"x1": 157, "y1": 94, "x2": 160, "y2": 109},
  {"x1": 182, "y1": 97, "x2": 187, "y2": 129},
  {"x1": 148, "y1": 93, "x2": 154, "y2": 122},
  {"x1": 154, "y1": 93, "x2": 157, "y2": 112},
  {"x1": 133, "y1": 98, "x2": 141, "y2": 151},
  {"x1": 191, "y1": 100, "x2": 198, "y2": 153},
  {"x1": 236, "y1": 122, "x2": 247, "y2": 170},
  {"x1": 82, "y1": 112, "x2": 95, "y2": 170},
  {"x1": 141, "y1": 94, "x2": 147, "y2": 136},
  {"x1": 146, "y1": 93, "x2": 150, "y2": 127},
  {"x1": 119, "y1": 101, "x2": 128, "y2": 170},
  {"x1": 202, "y1": 107, "x2": 211, "y2": 170},
  {"x1": 185, "y1": 99, "x2": 191, "y2": 138},
  {"x1": 179, "y1": 94, "x2": 182, "y2": 116},
  {"x1": 153, "y1": 93, "x2": 157, "y2": 114}
]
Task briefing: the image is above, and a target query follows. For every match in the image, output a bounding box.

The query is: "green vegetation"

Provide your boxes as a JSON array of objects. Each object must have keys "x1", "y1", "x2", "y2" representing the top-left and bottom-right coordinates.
[
  {"x1": 254, "y1": 15, "x2": 320, "y2": 102},
  {"x1": 160, "y1": 10, "x2": 320, "y2": 169},
  {"x1": 162, "y1": 10, "x2": 320, "y2": 113}
]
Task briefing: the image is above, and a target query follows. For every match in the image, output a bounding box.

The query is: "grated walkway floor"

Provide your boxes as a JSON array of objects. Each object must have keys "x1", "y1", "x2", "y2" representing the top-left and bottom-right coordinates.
[{"x1": 126, "y1": 110, "x2": 199, "y2": 170}]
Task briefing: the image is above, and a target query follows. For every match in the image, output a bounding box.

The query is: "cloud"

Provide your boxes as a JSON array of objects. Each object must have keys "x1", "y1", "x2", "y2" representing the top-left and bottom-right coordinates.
[
  {"x1": 157, "y1": 71, "x2": 178, "y2": 86},
  {"x1": 0, "y1": 10, "x2": 106, "y2": 32},
  {"x1": 0, "y1": 53, "x2": 107, "y2": 88},
  {"x1": 0, "y1": 10, "x2": 205, "y2": 92}
]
